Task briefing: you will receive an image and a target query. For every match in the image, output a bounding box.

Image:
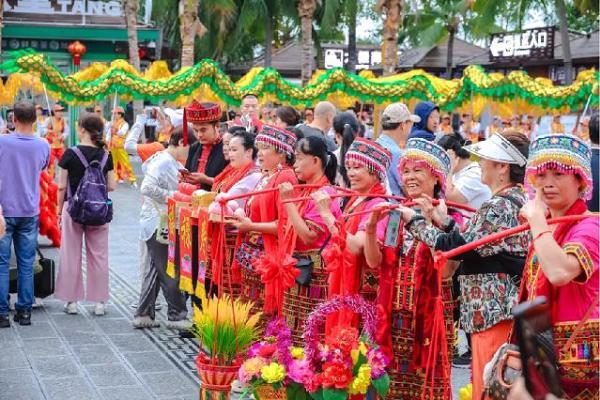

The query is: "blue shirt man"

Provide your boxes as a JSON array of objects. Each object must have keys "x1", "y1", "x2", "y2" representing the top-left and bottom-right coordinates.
[{"x1": 376, "y1": 103, "x2": 421, "y2": 196}]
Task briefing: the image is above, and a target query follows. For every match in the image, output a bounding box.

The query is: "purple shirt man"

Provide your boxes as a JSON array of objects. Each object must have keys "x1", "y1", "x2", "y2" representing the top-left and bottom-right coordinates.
[
  {"x1": 0, "y1": 101, "x2": 51, "y2": 327},
  {"x1": 0, "y1": 134, "x2": 50, "y2": 217}
]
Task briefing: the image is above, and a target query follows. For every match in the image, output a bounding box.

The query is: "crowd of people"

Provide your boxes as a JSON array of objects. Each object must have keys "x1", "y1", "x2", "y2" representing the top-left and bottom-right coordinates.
[{"x1": 0, "y1": 95, "x2": 598, "y2": 400}]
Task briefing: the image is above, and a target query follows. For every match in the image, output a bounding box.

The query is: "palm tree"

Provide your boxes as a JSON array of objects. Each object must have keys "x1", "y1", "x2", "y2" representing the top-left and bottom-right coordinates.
[
  {"x1": 180, "y1": 0, "x2": 207, "y2": 67},
  {"x1": 375, "y1": 0, "x2": 403, "y2": 76},
  {"x1": 124, "y1": 0, "x2": 141, "y2": 70},
  {"x1": 297, "y1": 0, "x2": 319, "y2": 84},
  {"x1": 555, "y1": 0, "x2": 573, "y2": 84},
  {"x1": 0, "y1": 0, "x2": 4, "y2": 56}
]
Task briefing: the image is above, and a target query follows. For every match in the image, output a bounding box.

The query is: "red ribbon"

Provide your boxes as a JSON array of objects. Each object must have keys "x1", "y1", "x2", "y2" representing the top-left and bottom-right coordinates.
[{"x1": 254, "y1": 251, "x2": 299, "y2": 314}]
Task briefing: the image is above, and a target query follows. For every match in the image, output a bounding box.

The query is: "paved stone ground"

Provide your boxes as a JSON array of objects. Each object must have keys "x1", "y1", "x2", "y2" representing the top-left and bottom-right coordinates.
[{"x1": 0, "y1": 158, "x2": 470, "y2": 400}]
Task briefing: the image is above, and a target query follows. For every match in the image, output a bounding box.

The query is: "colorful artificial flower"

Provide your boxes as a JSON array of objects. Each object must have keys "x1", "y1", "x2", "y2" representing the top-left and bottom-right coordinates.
[
  {"x1": 321, "y1": 361, "x2": 353, "y2": 389},
  {"x1": 260, "y1": 362, "x2": 286, "y2": 384},
  {"x1": 291, "y1": 347, "x2": 305, "y2": 360},
  {"x1": 239, "y1": 357, "x2": 268, "y2": 382},
  {"x1": 326, "y1": 327, "x2": 359, "y2": 355},
  {"x1": 304, "y1": 373, "x2": 322, "y2": 393},
  {"x1": 348, "y1": 364, "x2": 372, "y2": 395},
  {"x1": 367, "y1": 348, "x2": 389, "y2": 379},
  {"x1": 258, "y1": 343, "x2": 278, "y2": 358},
  {"x1": 287, "y1": 359, "x2": 313, "y2": 384}
]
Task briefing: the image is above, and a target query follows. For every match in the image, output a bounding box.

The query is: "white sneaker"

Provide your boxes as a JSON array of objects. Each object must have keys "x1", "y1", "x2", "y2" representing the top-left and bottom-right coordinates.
[
  {"x1": 131, "y1": 181, "x2": 138, "y2": 188},
  {"x1": 64, "y1": 302, "x2": 78, "y2": 314},
  {"x1": 165, "y1": 319, "x2": 193, "y2": 331},
  {"x1": 94, "y1": 302, "x2": 105, "y2": 316},
  {"x1": 118, "y1": 179, "x2": 124, "y2": 184},
  {"x1": 132, "y1": 316, "x2": 160, "y2": 329},
  {"x1": 32, "y1": 297, "x2": 44, "y2": 309}
]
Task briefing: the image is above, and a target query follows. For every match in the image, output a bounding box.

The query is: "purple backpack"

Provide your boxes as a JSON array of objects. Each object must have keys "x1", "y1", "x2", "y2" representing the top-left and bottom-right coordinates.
[{"x1": 67, "y1": 147, "x2": 113, "y2": 226}]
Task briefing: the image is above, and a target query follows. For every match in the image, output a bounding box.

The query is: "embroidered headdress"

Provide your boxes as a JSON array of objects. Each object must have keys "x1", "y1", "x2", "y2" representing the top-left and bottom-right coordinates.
[
  {"x1": 526, "y1": 134, "x2": 592, "y2": 200},
  {"x1": 255, "y1": 124, "x2": 297, "y2": 157},
  {"x1": 400, "y1": 138, "x2": 451, "y2": 193},
  {"x1": 345, "y1": 137, "x2": 392, "y2": 181}
]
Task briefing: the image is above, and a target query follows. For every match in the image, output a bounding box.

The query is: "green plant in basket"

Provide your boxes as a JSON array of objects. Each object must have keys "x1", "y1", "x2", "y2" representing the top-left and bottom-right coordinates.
[{"x1": 192, "y1": 294, "x2": 262, "y2": 364}]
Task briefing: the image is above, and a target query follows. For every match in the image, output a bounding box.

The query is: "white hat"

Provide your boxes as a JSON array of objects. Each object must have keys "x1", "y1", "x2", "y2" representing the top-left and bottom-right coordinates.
[
  {"x1": 164, "y1": 108, "x2": 184, "y2": 129},
  {"x1": 382, "y1": 103, "x2": 421, "y2": 124},
  {"x1": 464, "y1": 133, "x2": 527, "y2": 167}
]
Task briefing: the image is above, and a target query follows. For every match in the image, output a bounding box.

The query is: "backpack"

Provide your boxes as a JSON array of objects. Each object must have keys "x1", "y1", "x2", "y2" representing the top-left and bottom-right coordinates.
[{"x1": 67, "y1": 147, "x2": 113, "y2": 226}]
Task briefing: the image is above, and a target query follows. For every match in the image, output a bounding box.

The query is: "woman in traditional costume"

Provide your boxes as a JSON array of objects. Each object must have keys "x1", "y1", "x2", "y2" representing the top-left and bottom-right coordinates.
[
  {"x1": 229, "y1": 125, "x2": 298, "y2": 327},
  {"x1": 206, "y1": 130, "x2": 262, "y2": 296},
  {"x1": 519, "y1": 134, "x2": 599, "y2": 399},
  {"x1": 399, "y1": 132, "x2": 531, "y2": 399},
  {"x1": 278, "y1": 135, "x2": 341, "y2": 344},
  {"x1": 313, "y1": 137, "x2": 392, "y2": 330},
  {"x1": 364, "y1": 138, "x2": 458, "y2": 400}
]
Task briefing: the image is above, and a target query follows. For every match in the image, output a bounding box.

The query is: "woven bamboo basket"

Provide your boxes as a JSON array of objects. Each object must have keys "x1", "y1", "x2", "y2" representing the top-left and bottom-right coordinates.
[{"x1": 254, "y1": 385, "x2": 287, "y2": 400}]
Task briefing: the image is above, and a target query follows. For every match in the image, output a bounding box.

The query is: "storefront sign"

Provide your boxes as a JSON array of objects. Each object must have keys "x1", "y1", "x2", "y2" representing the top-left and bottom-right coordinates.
[
  {"x1": 6, "y1": 0, "x2": 123, "y2": 17},
  {"x1": 489, "y1": 27, "x2": 555, "y2": 62},
  {"x1": 2, "y1": 39, "x2": 70, "y2": 52}
]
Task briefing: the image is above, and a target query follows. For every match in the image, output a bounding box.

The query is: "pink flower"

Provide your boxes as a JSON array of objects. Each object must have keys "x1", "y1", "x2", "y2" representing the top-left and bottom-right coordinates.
[
  {"x1": 367, "y1": 348, "x2": 389, "y2": 379},
  {"x1": 287, "y1": 359, "x2": 313, "y2": 384}
]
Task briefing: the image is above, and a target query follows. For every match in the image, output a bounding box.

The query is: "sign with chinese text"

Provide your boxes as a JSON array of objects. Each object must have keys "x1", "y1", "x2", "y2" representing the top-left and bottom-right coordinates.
[{"x1": 489, "y1": 27, "x2": 555, "y2": 62}]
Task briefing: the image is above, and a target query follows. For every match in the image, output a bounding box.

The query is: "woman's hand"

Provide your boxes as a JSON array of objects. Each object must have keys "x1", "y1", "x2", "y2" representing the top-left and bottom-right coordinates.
[
  {"x1": 397, "y1": 204, "x2": 416, "y2": 222},
  {"x1": 431, "y1": 197, "x2": 448, "y2": 226},
  {"x1": 412, "y1": 196, "x2": 435, "y2": 222},
  {"x1": 365, "y1": 203, "x2": 390, "y2": 233},
  {"x1": 520, "y1": 190, "x2": 547, "y2": 229},
  {"x1": 312, "y1": 190, "x2": 333, "y2": 216},
  {"x1": 0, "y1": 206, "x2": 5, "y2": 239},
  {"x1": 229, "y1": 215, "x2": 253, "y2": 233},
  {"x1": 278, "y1": 182, "x2": 295, "y2": 201}
]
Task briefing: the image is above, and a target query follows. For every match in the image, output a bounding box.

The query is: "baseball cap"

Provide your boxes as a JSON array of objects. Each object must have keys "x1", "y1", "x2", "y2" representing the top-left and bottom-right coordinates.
[{"x1": 382, "y1": 103, "x2": 421, "y2": 124}]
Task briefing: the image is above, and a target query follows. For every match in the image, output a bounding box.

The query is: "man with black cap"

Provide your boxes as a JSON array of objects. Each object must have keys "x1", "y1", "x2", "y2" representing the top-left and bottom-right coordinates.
[{"x1": 182, "y1": 102, "x2": 229, "y2": 191}]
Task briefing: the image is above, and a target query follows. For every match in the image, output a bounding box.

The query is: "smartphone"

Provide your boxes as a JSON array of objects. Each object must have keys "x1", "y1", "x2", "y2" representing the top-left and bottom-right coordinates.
[
  {"x1": 384, "y1": 209, "x2": 401, "y2": 247},
  {"x1": 179, "y1": 168, "x2": 190, "y2": 176},
  {"x1": 512, "y1": 296, "x2": 564, "y2": 400}
]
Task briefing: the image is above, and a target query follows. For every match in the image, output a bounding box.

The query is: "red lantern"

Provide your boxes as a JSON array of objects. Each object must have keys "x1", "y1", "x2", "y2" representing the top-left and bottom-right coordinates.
[
  {"x1": 68, "y1": 41, "x2": 87, "y2": 67},
  {"x1": 138, "y1": 47, "x2": 148, "y2": 60}
]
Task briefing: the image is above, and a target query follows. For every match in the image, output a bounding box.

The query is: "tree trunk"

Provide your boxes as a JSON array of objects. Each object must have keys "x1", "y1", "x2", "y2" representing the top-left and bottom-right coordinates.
[
  {"x1": 0, "y1": 0, "x2": 4, "y2": 56},
  {"x1": 124, "y1": 0, "x2": 142, "y2": 116},
  {"x1": 346, "y1": 0, "x2": 358, "y2": 73},
  {"x1": 124, "y1": 0, "x2": 141, "y2": 70},
  {"x1": 378, "y1": 0, "x2": 402, "y2": 76},
  {"x1": 264, "y1": 8, "x2": 273, "y2": 67},
  {"x1": 446, "y1": 26, "x2": 455, "y2": 78},
  {"x1": 298, "y1": 0, "x2": 317, "y2": 85},
  {"x1": 555, "y1": 0, "x2": 573, "y2": 84},
  {"x1": 180, "y1": 0, "x2": 204, "y2": 68}
]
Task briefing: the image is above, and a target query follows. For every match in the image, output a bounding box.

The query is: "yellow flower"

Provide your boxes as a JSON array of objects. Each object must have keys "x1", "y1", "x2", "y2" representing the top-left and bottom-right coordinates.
[
  {"x1": 291, "y1": 347, "x2": 305, "y2": 360},
  {"x1": 260, "y1": 362, "x2": 286, "y2": 384},
  {"x1": 242, "y1": 357, "x2": 267, "y2": 375},
  {"x1": 351, "y1": 348, "x2": 359, "y2": 365},
  {"x1": 348, "y1": 364, "x2": 371, "y2": 394},
  {"x1": 359, "y1": 342, "x2": 368, "y2": 356}
]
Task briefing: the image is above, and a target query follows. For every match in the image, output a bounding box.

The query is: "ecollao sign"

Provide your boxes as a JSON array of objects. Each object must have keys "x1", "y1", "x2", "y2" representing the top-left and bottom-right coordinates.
[{"x1": 489, "y1": 27, "x2": 555, "y2": 62}]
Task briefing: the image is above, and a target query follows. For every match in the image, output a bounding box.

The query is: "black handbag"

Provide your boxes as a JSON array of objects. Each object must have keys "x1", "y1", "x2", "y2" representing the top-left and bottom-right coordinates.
[
  {"x1": 8, "y1": 248, "x2": 55, "y2": 298},
  {"x1": 35, "y1": 248, "x2": 55, "y2": 298},
  {"x1": 292, "y1": 235, "x2": 331, "y2": 286}
]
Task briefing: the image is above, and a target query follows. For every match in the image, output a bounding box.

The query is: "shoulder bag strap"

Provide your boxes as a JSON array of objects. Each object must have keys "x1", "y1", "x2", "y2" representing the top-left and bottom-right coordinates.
[
  {"x1": 70, "y1": 147, "x2": 89, "y2": 168},
  {"x1": 99, "y1": 150, "x2": 109, "y2": 170}
]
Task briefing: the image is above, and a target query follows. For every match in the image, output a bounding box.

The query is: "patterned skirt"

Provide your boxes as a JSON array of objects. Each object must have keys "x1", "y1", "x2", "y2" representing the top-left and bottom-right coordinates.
[
  {"x1": 388, "y1": 279, "x2": 455, "y2": 400},
  {"x1": 283, "y1": 251, "x2": 327, "y2": 346},
  {"x1": 553, "y1": 319, "x2": 599, "y2": 399},
  {"x1": 238, "y1": 235, "x2": 270, "y2": 333}
]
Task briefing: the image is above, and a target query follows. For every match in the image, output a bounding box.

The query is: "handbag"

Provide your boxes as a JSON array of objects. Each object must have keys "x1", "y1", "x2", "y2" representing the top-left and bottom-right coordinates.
[
  {"x1": 484, "y1": 294, "x2": 600, "y2": 400},
  {"x1": 152, "y1": 201, "x2": 169, "y2": 245},
  {"x1": 34, "y1": 248, "x2": 56, "y2": 298},
  {"x1": 292, "y1": 235, "x2": 331, "y2": 287}
]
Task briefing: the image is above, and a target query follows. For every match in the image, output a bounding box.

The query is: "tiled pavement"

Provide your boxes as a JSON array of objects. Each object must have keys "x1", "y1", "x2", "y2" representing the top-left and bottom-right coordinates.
[{"x1": 0, "y1": 159, "x2": 470, "y2": 400}]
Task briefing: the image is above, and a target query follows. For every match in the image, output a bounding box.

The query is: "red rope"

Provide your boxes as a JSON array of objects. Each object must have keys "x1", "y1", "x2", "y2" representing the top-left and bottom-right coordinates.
[{"x1": 435, "y1": 214, "x2": 599, "y2": 262}]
